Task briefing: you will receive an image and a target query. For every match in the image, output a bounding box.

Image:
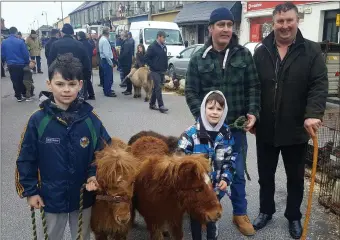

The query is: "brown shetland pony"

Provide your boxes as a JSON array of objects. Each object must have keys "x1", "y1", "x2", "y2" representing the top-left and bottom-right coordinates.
[
  {"x1": 131, "y1": 136, "x2": 222, "y2": 240},
  {"x1": 90, "y1": 138, "x2": 139, "y2": 240},
  {"x1": 128, "y1": 130, "x2": 179, "y2": 154}
]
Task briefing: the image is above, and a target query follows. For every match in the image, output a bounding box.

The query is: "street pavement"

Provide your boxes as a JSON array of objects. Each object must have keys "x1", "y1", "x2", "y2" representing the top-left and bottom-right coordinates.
[{"x1": 1, "y1": 57, "x2": 339, "y2": 240}]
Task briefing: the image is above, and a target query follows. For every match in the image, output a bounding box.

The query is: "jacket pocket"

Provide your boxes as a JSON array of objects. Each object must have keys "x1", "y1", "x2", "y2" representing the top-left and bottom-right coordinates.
[{"x1": 228, "y1": 60, "x2": 246, "y2": 84}]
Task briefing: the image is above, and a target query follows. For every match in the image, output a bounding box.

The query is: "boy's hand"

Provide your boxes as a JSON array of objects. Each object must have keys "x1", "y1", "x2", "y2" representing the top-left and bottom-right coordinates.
[
  {"x1": 218, "y1": 180, "x2": 228, "y2": 191},
  {"x1": 27, "y1": 195, "x2": 45, "y2": 209},
  {"x1": 86, "y1": 176, "x2": 99, "y2": 191}
]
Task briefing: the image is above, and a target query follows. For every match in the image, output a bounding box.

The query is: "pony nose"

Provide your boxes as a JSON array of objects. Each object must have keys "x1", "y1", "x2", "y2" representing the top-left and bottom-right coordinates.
[{"x1": 117, "y1": 213, "x2": 131, "y2": 224}]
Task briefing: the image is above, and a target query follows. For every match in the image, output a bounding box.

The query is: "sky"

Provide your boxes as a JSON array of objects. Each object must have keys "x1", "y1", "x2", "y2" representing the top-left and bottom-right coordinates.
[{"x1": 1, "y1": 1, "x2": 83, "y2": 34}]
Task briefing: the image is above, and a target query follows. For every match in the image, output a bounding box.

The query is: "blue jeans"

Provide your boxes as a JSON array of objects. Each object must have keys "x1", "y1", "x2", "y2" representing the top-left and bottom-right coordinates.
[
  {"x1": 230, "y1": 129, "x2": 248, "y2": 215},
  {"x1": 100, "y1": 59, "x2": 113, "y2": 96}
]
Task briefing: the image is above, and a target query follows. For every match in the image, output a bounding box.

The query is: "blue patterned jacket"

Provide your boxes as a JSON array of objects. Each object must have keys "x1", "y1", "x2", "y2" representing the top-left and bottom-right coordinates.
[{"x1": 178, "y1": 119, "x2": 238, "y2": 196}]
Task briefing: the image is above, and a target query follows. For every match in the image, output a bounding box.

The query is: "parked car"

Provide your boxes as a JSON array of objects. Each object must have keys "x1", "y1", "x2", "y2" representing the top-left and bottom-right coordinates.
[
  {"x1": 243, "y1": 42, "x2": 262, "y2": 56},
  {"x1": 168, "y1": 44, "x2": 203, "y2": 79}
]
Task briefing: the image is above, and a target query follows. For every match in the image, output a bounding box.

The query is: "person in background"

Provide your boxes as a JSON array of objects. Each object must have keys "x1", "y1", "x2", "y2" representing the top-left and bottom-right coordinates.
[
  {"x1": 1, "y1": 26, "x2": 30, "y2": 102},
  {"x1": 26, "y1": 30, "x2": 43, "y2": 74},
  {"x1": 145, "y1": 31, "x2": 169, "y2": 113},
  {"x1": 22, "y1": 59, "x2": 36, "y2": 101},
  {"x1": 128, "y1": 32, "x2": 135, "y2": 56},
  {"x1": 17, "y1": 32, "x2": 25, "y2": 42},
  {"x1": 184, "y1": 40, "x2": 189, "y2": 48},
  {"x1": 78, "y1": 31, "x2": 95, "y2": 100},
  {"x1": 119, "y1": 30, "x2": 134, "y2": 96},
  {"x1": 48, "y1": 24, "x2": 91, "y2": 100},
  {"x1": 1, "y1": 35, "x2": 6, "y2": 78},
  {"x1": 45, "y1": 29, "x2": 60, "y2": 61},
  {"x1": 99, "y1": 27, "x2": 116, "y2": 97},
  {"x1": 95, "y1": 34, "x2": 104, "y2": 87},
  {"x1": 252, "y1": 3, "x2": 328, "y2": 239},
  {"x1": 134, "y1": 43, "x2": 146, "y2": 69}
]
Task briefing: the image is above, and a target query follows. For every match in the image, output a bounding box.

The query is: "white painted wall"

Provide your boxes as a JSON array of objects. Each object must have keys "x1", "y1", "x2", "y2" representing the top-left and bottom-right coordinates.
[{"x1": 239, "y1": 1, "x2": 340, "y2": 45}]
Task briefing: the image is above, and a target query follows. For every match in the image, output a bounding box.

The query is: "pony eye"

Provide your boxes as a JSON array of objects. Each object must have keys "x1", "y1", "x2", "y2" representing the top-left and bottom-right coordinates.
[{"x1": 194, "y1": 188, "x2": 203, "y2": 192}]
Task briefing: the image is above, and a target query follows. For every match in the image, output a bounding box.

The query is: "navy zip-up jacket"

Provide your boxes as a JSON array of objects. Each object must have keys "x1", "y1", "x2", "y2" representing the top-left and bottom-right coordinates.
[
  {"x1": 145, "y1": 40, "x2": 168, "y2": 73},
  {"x1": 15, "y1": 98, "x2": 111, "y2": 213},
  {"x1": 1, "y1": 34, "x2": 30, "y2": 65}
]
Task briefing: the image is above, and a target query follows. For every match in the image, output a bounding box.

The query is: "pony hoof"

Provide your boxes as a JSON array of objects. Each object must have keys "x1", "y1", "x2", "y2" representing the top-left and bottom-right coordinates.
[{"x1": 144, "y1": 98, "x2": 149, "y2": 102}]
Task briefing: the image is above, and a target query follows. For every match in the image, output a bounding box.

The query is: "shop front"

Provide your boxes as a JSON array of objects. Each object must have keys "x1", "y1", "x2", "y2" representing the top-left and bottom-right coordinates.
[
  {"x1": 240, "y1": 1, "x2": 339, "y2": 45},
  {"x1": 151, "y1": 10, "x2": 180, "y2": 22}
]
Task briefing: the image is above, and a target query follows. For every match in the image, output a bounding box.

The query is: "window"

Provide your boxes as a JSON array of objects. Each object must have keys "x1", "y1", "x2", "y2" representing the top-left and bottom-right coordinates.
[
  {"x1": 181, "y1": 47, "x2": 195, "y2": 58},
  {"x1": 323, "y1": 10, "x2": 340, "y2": 43},
  {"x1": 144, "y1": 28, "x2": 183, "y2": 45},
  {"x1": 160, "y1": 1, "x2": 165, "y2": 9}
]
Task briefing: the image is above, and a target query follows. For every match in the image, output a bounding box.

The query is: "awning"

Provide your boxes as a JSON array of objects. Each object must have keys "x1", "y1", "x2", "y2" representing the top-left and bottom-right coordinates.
[{"x1": 174, "y1": 1, "x2": 241, "y2": 25}]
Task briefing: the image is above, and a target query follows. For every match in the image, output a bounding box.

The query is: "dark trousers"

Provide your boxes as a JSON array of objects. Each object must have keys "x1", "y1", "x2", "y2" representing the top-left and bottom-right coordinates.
[
  {"x1": 85, "y1": 71, "x2": 95, "y2": 98},
  {"x1": 8, "y1": 65, "x2": 26, "y2": 99},
  {"x1": 100, "y1": 59, "x2": 113, "y2": 96},
  {"x1": 190, "y1": 196, "x2": 221, "y2": 240},
  {"x1": 122, "y1": 66, "x2": 132, "y2": 92},
  {"x1": 1, "y1": 60, "x2": 5, "y2": 77},
  {"x1": 99, "y1": 65, "x2": 104, "y2": 86},
  {"x1": 150, "y1": 71, "x2": 164, "y2": 107},
  {"x1": 30, "y1": 56, "x2": 41, "y2": 72},
  {"x1": 256, "y1": 140, "x2": 307, "y2": 221}
]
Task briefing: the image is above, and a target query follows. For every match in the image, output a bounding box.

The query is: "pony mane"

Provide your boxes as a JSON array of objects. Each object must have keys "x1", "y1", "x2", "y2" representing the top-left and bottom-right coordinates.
[
  {"x1": 95, "y1": 143, "x2": 139, "y2": 187},
  {"x1": 145, "y1": 154, "x2": 211, "y2": 189},
  {"x1": 130, "y1": 136, "x2": 170, "y2": 160}
]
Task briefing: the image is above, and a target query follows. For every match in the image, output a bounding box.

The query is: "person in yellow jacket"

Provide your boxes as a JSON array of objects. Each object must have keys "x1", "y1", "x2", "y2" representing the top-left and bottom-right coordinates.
[{"x1": 25, "y1": 30, "x2": 43, "y2": 74}]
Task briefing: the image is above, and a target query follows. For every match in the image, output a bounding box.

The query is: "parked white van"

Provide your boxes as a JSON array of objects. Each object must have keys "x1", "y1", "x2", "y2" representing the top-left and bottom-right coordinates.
[{"x1": 129, "y1": 21, "x2": 185, "y2": 58}]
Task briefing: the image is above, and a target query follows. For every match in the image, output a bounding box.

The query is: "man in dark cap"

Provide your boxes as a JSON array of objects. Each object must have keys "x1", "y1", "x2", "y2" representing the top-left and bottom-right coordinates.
[
  {"x1": 45, "y1": 29, "x2": 60, "y2": 60},
  {"x1": 48, "y1": 24, "x2": 91, "y2": 100},
  {"x1": 144, "y1": 30, "x2": 169, "y2": 113},
  {"x1": 185, "y1": 7, "x2": 260, "y2": 237}
]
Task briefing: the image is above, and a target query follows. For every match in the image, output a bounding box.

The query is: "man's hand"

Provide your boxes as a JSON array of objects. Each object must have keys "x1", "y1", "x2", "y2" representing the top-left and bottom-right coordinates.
[
  {"x1": 304, "y1": 118, "x2": 322, "y2": 137},
  {"x1": 86, "y1": 176, "x2": 99, "y2": 191},
  {"x1": 244, "y1": 114, "x2": 256, "y2": 132},
  {"x1": 218, "y1": 180, "x2": 228, "y2": 191},
  {"x1": 27, "y1": 195, "x2": 45, "y2": 209}
]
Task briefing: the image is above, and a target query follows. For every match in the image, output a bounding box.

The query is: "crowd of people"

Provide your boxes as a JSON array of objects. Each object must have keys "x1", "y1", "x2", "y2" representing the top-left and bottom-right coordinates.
[{"x1": 5, "y1": 1, "x2": 330, "y2": 240}]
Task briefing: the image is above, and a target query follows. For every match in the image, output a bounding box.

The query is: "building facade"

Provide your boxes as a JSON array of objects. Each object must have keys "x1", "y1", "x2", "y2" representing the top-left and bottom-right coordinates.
[
  {"x1": 174, "y1": 1, "x2": 242, "y2": 45},
  {"x1": 69, "y1": 1, "x2": 184, "y2": 34},
  {"x1": 239, "y1": 1, "x2": 340, "y2": 45},
  {"x1": 53, "y1": 16, "x2": 71, "y2": 30}
]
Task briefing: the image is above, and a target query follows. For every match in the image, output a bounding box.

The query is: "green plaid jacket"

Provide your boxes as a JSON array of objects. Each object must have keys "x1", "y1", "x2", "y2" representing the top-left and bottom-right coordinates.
[{"x1": 185, "y1": 38, "x2": 261, "y2": 124}]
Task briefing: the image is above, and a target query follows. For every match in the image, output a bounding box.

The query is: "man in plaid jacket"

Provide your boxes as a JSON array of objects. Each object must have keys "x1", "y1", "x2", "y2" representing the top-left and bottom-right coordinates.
[{"x1": 185, "y1": 7, "x2": 260, "y2": 237}]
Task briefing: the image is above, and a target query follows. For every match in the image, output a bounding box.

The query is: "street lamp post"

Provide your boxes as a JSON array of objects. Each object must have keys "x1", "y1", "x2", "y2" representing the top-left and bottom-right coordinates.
[
  {"x1": 61, "y1": 2, "x2": 64, "y2": 24},
  {"x1": 42, "y1": 11, "x2": 48, "y2": 27}
]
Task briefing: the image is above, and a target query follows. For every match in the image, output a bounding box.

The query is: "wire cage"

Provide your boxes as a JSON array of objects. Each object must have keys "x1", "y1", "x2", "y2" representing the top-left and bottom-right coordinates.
[{"x1": 306, "y1": 110, "x2": 340, "y2": 216}]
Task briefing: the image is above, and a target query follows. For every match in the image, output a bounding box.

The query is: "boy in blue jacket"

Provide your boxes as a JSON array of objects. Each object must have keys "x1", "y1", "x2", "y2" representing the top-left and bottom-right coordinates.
[
  {"x1": 15, "y1": 53, "x2": 111, "y2": 240},
  {"x1": 178, "y1": 90, "x2": 238, "y2": 240}
]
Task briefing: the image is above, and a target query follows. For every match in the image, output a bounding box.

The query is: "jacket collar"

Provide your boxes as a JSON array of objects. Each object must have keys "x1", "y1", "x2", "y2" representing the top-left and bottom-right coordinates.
[
  {"x1": 262, "y1": 28, "x2": 305, "y2": 49},
  {"x1": 196, "y1": 117, "x2": 229, "y2": 141},
  {"x1": 201, "y1": 32, "x2": 240, "y2": 58}
]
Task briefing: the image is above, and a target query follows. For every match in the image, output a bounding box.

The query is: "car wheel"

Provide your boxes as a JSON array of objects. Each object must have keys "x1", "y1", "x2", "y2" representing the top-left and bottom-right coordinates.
[{"x1": 168, "y1": 64, "x2": 175, "y2": 79}]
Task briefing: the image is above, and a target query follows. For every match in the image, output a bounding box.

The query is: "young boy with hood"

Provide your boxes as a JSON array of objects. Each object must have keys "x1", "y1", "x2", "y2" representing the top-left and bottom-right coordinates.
[
  {"x1": 15, "y1": 53, "x2": 111, "y2": 240},
  {"x1": 177, "y1": 90, "x2": 238, "y2": 240}
]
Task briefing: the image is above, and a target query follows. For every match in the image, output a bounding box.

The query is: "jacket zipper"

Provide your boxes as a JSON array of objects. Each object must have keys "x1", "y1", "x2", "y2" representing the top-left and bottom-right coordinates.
[
  {"x1": 219, "y1": 48, "x2": 238, "y2": 90},
  {"x1": 262, "y1": 43, "x2": 303, "y2": 114}
]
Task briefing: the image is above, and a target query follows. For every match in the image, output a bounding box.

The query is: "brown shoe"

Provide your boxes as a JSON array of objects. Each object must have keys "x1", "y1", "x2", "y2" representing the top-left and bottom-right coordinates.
[{"x1": 233, "y1": 215, "x2": 256, "y2": 236}]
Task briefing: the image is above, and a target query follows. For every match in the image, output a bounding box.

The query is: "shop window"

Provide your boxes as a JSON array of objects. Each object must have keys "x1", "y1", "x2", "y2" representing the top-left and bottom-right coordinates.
[{"x1": 323, "y1": 10, "x2": 340, "y2": 43}]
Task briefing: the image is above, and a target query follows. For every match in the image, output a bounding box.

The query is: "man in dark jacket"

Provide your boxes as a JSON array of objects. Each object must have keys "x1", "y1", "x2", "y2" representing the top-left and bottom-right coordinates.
[
  {"x1": 1, "y1": 27, "x2": 30, "y2": 101},
  {"x1": 145, "y1": 31, "x2": 169, "y2": 113},
  {"x1": 48, "y1": 24, "x2": 91, "y2": 100},
  {"x1": 78, "y1": 31, "x2": 95, "y2": 100},
  {"x1": 252, "y1": 3, "x2": 328, "y2": 239},
  {"x1": 185, "y1": 8, "x2": 260, "y2": 236},
  {"x1": 120, "y1": 31, "x2": 134, "y2": 96},
  {"x1": 45, "y1": 29, "x2": 60, "y2": 60}
]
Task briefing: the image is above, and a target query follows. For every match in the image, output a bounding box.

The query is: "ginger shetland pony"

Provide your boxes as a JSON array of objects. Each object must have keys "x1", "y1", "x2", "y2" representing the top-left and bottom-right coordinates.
[
  {"x1": 131, "y1": 136, "x2": 222, "y2": 240},
  {"x1": 90, "y1": 139, "x2": 139, "y2": 240}
]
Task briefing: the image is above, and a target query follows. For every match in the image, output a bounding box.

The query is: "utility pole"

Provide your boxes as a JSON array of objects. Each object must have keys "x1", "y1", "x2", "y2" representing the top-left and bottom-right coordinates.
[
  {"x1": 42, "y1": 11, "x2": 48, "y2": 27},
  {"x1": 61, "y1": 1, "x2": 64, "y2": 24},
  {"x1": 148, "y1": 1, "x2": 152, "y2": 21}
]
